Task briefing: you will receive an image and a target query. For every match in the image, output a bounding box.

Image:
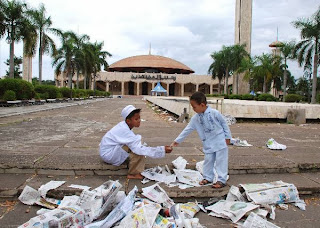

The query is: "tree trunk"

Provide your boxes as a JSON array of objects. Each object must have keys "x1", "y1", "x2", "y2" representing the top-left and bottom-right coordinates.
[
  {"x1": 88, "y1": 74, "x2": 92, "y2": 90},
  {"x1": 9, "y1": 31, "x2": 15, "y2": 78},
  {"x1": 263, "y1": 75, "x2": 267, "y2": 93},
  {"x1": 311, "y1": 53, "x2": 318, "y2": 104},
  {"x1": 93, "y1": 72, "x2": 96, "y2": 95},
  {"x1": 76, "y1": 69, "x2": 79, "y2": 89},
  {"x1": 84, "y1": 71, "x2": 87, "y2": 90},
  {"x1": 283, "y1": 59, "x2": 287, "y2": 101},
  {"x1": 218, "y1": 78, "x2": 221, "y2": 94},
  {"x1": 224, "y1": 68, "x2": 229, "y2": 95},
  {"x1": 39, "y1": 31, "x2": 43, "y2": 84},
  {"x1": 235, "y1": 74, "x2": 239, "y2": 94}
]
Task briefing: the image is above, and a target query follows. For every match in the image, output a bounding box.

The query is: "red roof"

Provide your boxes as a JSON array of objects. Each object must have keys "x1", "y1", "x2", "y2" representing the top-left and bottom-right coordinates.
[{"x1": 108, "y1": 54, "x2": 194, "y2": 74}]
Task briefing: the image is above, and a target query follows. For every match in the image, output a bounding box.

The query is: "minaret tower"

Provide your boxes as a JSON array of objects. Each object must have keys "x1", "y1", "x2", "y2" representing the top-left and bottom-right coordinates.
[{"x1": 234, "y1": 0, "x2": 252, "y2": 94}]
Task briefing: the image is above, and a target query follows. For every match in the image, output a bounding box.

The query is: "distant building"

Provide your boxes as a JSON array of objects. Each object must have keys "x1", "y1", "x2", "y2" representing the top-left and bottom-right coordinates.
[{"x1": 55, "y1": 54, "x2": 231, "y2": 96}]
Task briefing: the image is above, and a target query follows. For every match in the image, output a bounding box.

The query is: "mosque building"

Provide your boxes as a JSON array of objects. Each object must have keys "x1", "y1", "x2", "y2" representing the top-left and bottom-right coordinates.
[{"x1": 55, "y1": 54, "x2": 229, "y2": 96}]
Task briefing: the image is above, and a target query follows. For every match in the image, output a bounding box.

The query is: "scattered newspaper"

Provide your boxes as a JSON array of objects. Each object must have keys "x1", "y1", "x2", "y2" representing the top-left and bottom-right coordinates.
[
  {"x1": 142, "y1": 183, "x2": 175, "y2": 208},
  {"x1": 172, "y1": 156, "x2": 188, "y2": 170},
  {"x1": 19, "y1": 185, "x2": 59, "y2": 209},
  {"x1": 38, "y1": 180, "x2": 66, "y2": 198},
  {"x1": 115, "y1": 201, "x2": 161, "y2": 228},
  {"x1": 19, "y1": 205, "x2": 90, "y2": 228},
  {"x1": 85, "y1": 186, "x2": 138, "y2": 228},
  {"x1": 174, "y1": 169, "x2": 203, "y2": 187},
  {"x1": 266, "y1": 138, "x2": 287, "y2": 150},
  {"x1": 239, "y1": 181, "x2": 303, "y2": 205},
  {"x1": 76, "y1": 180, "x2": 122, "y2": 221},
  {"x1": 231, "y1": 138, "x2": 253, "y2": 147},
  {"x1": 169, "y1": 202, "x2": 200, "y2": 219},
  {"x1": 223, "y1": 114, "x2": 236, "y2": 125},
  {"x1": 206, "y1": 200, "x2": 259, "y2": 223},
  {"x1": 141, "y1": 166, "x2": 176, "y2": 184},
  {"x1": 226, "y1": 185, "x2": 246, "y2": 202},
  {"x1": 242, "y1": 212, "x2": 280, "y2": 228}
]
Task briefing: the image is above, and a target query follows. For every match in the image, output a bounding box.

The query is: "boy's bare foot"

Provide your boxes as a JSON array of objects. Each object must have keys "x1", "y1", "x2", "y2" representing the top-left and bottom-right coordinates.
[
  {"x1": 212, "y1": 181, "x2": 226, "y2": 188},
  {"x1": 199, "y1": 179, "x2": 211, "y2": 185},
  {"x1": 127, "y1": 173, "x2": 144, "y2": 180}
]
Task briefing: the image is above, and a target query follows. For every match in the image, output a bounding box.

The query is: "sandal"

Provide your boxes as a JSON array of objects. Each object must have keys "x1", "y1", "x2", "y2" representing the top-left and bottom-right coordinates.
[
  {"x1": 199, "y1": 179, "x2": 211, "y2": 185},
  {"x1": 212, "y1": 181, "x2": 226, "y2": 189}
]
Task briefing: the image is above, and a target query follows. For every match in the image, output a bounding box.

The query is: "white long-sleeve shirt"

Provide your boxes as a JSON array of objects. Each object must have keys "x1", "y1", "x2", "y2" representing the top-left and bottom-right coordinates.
[
  {"x1": 100, "y1": 121, "x2": 165, "y2": 166},
  {"x1": 175, "y1": 106, "x2": 232, "y2": 153}
]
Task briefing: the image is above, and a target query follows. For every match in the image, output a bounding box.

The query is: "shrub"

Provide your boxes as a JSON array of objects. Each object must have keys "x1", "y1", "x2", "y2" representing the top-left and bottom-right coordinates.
[
  {"x1": 0, "y1": 78, "x2": 34, "y2": 100},
  {"x1": 257, "y1": 93, "x2": 276, "y2": 101},
  {"x1": 39, "y1": 92, "x2": 49, "y2": 99},
  {"x1": 59, "y1": 87, "x2": 72, "y2": 98},
  {"x1": 228, "y1": 94, "x2": 241, "y2": 99},
  {"x1": 73, "y1": 89, "x2": 88, "y2": 98},
  {"x1": 317, "y1": 94, "x2": 320, "y2": 103},
  {"x1": 34, "y1": 93, "x2": 41, "y2": 100},
  {"x1": 284, "y1": 94, "x2": 304, "y2": 103},
  {"x1": 3, "y1": 90, "x2": 16, "y2": 101},
  {"x1": 241, "y1": 94, "x2": 255, "y2": 100},
  {"x1": 35, "y1": 85, "x2": 59, "y2": 99}
]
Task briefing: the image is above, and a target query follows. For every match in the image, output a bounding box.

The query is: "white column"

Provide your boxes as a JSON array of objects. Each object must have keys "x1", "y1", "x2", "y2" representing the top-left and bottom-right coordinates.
[
  {"x1": 106, "y1": 82, "x2": 109, "y2": 92},
  {"x1": 121, "y1": 82, "x2": 125, "y2": 95},
  {"x1": 196, "y1": 84, "x2": 199, "y2": 92},
  {"x1": 210, "y1": 84, "x2": 213, "y2": 94},
  {"x1": 137, "y1": 82, "x2": 140, "y2": 95},
  {"x1": 181, "y1": 84, "x2": 184, "y2": 97},
  {"x1": 166, "y1": 83, "x2": 170, "y2": 96}
]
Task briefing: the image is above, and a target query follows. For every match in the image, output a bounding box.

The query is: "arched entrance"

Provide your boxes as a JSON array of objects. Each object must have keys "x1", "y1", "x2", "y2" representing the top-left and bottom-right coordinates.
[
  {"x1": 128, "y1": 81, "x2": 135, "y2": 95},
  {"x1": 141, "y1": 82, "x2": 150, "y2": 95},
  {"x1": 199, "y1": 83, "x2": 210, "y2": 94},
  {"x1": 184, "y1": 83, "x2": 196, "y2": 96},
  {"x1": 110, "y1": 81, "x2": 121, "y2": 95},
  {"x1": 169, "y1": 83, "x2": 175, "y2": 96}
]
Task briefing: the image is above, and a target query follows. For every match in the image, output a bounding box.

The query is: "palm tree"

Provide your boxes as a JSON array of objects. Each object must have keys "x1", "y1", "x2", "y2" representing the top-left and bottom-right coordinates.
[
  {"x1": 255, "y1": 53, "x2": 275, "y2": 93},
  {"x1": 220, "y1": 46, "x2": 233, "y2": 95},
  {"x1": 292, "y1": 7, "x2": 320, "y2": 103},
  {"x1": 230, "y1": 44, "x2": 249, "y2": 94},
  {"x1": 52, "y1": 31, "x2": 77, "y2": 89},
  {"x1": 236, "y1": 56, "x2": 256, "y2": 92},
  {"x1": 279, "y1": 41, "x2": 296, "y2": 100},
  {"x1": 72, "y1": 33, "x2": 90, "y2": 89},
  {"x1": 87, "y1": 41, "x2": 111, "y2": 94},
  {"x1": 208, "y1": 51, "x2": 225, "y2": 94},
  {"x1": 0, "y1": 0, "x2": 31, "y2": 78},
  {"x1": 28, "y1": 3, "x2": 60, "y2": 84}
]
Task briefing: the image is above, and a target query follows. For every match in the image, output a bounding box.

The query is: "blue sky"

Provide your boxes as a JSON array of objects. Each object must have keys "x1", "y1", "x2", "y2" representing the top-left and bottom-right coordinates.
[{"x1": 0, "y1": 0, "x2": 319, "y2": 80}]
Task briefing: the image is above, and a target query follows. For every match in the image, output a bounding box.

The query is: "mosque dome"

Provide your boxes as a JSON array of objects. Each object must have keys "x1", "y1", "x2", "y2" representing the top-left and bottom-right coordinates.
[{"x1": 108, "y1": 54, "x2": 194, "y2": 74}]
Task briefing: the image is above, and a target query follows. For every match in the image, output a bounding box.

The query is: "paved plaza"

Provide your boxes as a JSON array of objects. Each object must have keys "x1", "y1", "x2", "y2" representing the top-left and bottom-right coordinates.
[{"x1": 0, "y1": 97, "x2": 319, "y2": 227}]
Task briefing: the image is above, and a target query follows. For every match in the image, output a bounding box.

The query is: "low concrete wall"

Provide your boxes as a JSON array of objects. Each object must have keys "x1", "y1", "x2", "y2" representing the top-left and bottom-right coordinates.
[{"x1": 145, "y1": 96, "x2": 320, "y2": 119}]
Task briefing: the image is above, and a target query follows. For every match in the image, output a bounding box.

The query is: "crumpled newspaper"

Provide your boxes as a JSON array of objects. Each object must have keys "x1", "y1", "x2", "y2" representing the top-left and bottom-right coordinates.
[
  {"x1": 223, "y1": 114, "x2": 236, "y2": 125},
  {"x1": 266, "y1": 138, "x2": 287, "y2": 150}
]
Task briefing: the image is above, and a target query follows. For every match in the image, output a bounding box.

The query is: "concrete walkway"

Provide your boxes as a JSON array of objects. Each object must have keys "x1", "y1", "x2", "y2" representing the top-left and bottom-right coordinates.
[{"x1": 0, "y1": 97, "x2": 320, "y2": 227}]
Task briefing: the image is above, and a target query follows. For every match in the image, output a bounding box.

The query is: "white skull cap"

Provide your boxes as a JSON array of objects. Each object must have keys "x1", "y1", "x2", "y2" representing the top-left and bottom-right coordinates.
[{"x1": 121, "y1": 105, "x2": 139, "y2": 120}]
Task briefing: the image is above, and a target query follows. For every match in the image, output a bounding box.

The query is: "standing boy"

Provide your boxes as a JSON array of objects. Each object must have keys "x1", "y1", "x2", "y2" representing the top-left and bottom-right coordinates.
[
  {"x1": 171, "y1": 92, "x2": 231, "y2": 188},
  {"x1": 100, "y1": 105, "x2": 172, "y2": 180}
]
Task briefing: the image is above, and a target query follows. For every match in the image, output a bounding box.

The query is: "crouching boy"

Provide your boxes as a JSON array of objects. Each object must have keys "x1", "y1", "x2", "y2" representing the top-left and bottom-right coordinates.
[{"x1": 100, "y1": 105, "x2": 172, "y2": 179}]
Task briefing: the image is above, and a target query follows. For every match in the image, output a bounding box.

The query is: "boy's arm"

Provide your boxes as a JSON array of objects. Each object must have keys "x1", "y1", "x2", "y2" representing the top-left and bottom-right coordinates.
[
  {"x1": 216, "y1": 111, "x2": 232, "y2": 139},
  {"x1": 174, "y1": 117, "x2": 196, "y2": 144},
  {"x1": 127, "y1": 138, "x2": 166, "y2": 158}
]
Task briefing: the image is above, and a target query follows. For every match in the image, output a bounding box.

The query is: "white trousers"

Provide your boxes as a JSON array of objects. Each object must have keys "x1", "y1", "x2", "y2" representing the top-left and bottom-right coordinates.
[{"x1": 203, "y1": 147, "x2": 228, "y2": 184}]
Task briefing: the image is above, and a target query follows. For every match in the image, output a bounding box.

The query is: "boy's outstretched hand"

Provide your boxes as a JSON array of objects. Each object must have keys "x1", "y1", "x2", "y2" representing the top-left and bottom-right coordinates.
[
  {"x1": 165, "y1": 146, "x2": 173, "y2": 153},
  {"x1": 170, "y1": 141, "x2": 179, "y2": 147}
]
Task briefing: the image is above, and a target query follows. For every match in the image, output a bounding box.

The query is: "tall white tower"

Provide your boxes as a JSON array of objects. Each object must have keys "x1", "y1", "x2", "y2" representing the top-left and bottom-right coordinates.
[{"x1": 234, "y1": 0, "x2": 252, "y2": 94}]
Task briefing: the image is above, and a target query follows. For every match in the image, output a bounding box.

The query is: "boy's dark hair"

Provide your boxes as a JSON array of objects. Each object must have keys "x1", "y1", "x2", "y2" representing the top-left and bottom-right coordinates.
[
  {"x1": 190, "y1": 92, "x2": 207, "y2": 105},
  {"x1": 126, "y1": 109, "x2": 141, "y2": 120}
]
